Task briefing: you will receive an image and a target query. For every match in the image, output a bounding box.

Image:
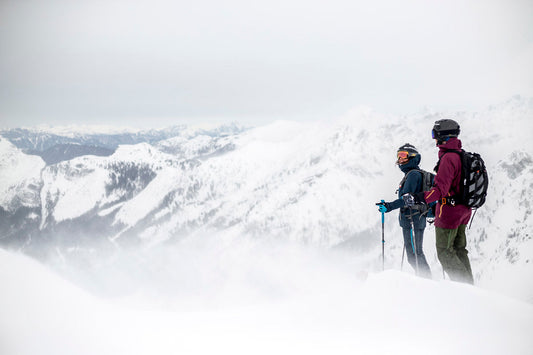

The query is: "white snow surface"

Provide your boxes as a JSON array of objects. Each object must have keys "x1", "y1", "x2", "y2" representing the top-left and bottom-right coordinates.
[{"x1": 1, "y1": 246, "x2": 532, "y2": 355}]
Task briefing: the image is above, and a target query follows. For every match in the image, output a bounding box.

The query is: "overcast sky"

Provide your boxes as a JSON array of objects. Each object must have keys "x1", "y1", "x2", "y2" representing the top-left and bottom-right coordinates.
[{"x1": 1, "y1": 0, "x2": 532, "y2": 128}]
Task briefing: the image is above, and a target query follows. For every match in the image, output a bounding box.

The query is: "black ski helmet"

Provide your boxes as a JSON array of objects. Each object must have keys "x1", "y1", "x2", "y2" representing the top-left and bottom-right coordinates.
[
  {"x1": 432, "y1": 119, "x2": 460, "y2": 142},
  {"x1": 397, "y1": 143, "x2": 419, "y2": 156},
  {"x1": 396, "y1": 143, "x2": 419, "y2": 164}
]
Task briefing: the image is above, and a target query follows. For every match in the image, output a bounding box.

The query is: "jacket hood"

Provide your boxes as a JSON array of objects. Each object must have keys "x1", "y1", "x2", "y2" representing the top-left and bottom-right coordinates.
[
  {"x1": 398, "y1": 154, "x2": 421, "y2": 173},
  {"x1": 438, "y1": 137, "x2": 462, "y2": 157},
  {"x1": 438, "y1": 137, "x2": 462, "y2": 150}
]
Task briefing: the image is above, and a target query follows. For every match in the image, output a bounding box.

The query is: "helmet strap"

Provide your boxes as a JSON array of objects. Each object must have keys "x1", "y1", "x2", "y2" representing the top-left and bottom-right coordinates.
[{"x1": 436, "y1": 137, "x2": 449, "y2": 146}]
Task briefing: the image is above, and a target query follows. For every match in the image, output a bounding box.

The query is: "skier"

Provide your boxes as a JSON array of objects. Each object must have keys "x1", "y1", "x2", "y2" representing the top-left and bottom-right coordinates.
[
  {"x1": 376, "y1": 144, "x2": 432, "y2": 278},
  {"x1": 403, "y1": 119, "x2": 474, "y2": 284}
]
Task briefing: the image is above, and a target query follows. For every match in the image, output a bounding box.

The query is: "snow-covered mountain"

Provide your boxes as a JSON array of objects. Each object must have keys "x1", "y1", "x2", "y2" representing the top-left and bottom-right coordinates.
[
  {"x1": 30, "y1": 144, "x2": 115, "y2": 165},
  {"x1": 1, "y1": 96, "x2": 532, "y2": 302},
  {"x1": 0, "y1": 123, "x2": 247, "y2": 165},
  {"x1": 0, "y1": 138, "x2": 44, "y2": 205},
  {"x1": 0, "y1": 123, "x2": 247, "y2": 152}
]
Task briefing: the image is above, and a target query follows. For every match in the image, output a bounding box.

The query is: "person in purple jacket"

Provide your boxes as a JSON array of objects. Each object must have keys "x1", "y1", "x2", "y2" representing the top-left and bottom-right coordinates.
[{"x1": 404, "y1": 119, "x2": 474, "y2": 284}]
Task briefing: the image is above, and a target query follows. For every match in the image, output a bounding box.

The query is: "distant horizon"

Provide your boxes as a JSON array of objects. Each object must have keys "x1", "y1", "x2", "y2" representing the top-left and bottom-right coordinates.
[{"x1": 1, "y1": 94, "x2": 531, "y2": 132}]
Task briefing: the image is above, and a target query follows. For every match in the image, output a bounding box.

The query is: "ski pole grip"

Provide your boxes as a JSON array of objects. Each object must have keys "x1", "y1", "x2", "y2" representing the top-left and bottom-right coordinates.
[{"x1": 381, "y1": 199, "x2": 385, "y2": 223}]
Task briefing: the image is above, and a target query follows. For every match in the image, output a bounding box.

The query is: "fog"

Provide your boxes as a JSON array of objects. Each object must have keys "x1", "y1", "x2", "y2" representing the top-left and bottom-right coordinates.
[
  {"x1": 1, "y1": 0, "x2": 532, "y2": 128},
  {"x1": 39, "y1": 233, "x2": 373, "y2": 310},
  {"x1": 2, "y1": 237, "x2": 532, "y2": 355}
]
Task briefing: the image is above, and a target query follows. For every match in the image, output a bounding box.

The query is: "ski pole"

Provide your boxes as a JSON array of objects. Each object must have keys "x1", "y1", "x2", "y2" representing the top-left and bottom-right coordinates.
[
  {"x1": 381, "y1": 199, "x2": 385, "y2": 271},
  {"x1": 401, "y1": 245, "x2": 405, "y2": 270},
  {"x1": 410, "y1": 228, "x2": 419, "y2": 274},
  {"x1": 408, "y1": 207, "x2": 419, "y2": 275}
]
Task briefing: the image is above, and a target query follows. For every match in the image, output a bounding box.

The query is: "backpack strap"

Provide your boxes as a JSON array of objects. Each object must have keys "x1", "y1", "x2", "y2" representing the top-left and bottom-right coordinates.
[
  {"x1": 433, "y1": 149, "x2": 464, "y2": 205},
  {"x1": 434, "y1": 149, "x2": 462, "y2": 172},
  {"x1": 397, "y1": 168, "x2": 422, "y2": 193}
]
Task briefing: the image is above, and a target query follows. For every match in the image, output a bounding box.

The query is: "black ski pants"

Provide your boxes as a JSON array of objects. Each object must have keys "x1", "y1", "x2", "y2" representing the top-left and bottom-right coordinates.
[{"x1": 402, "y1": 227, "x2": 432, "y2": 279}]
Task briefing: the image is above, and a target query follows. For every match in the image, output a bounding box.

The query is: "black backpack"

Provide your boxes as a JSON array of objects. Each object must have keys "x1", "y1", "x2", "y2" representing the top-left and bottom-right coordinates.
[
  {"x1": 435, "y1": 150, "x2": 489, "y2": 208},
  {"x1": 399, "y1": 169, "x2": 435, "y2": 194}
]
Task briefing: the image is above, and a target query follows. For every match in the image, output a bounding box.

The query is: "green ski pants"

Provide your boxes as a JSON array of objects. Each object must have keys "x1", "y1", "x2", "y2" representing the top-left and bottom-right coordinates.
[{"x1": 435, "y1": 225, "x2": 474, "y2": 284}]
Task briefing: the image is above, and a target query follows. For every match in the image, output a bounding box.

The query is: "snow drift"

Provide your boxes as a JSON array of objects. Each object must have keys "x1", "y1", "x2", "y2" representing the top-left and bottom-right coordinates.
[{"x1": 1, "y1": 246, "x2": 532, "y2": 355}]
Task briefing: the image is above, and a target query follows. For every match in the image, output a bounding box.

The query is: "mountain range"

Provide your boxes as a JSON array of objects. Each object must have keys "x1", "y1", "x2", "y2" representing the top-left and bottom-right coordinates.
[{"x1": 0, "y1": 96, "x2": 532, "y2": 302}]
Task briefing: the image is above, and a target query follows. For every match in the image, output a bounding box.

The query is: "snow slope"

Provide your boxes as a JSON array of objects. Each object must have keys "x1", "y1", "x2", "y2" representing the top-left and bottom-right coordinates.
[
  {"x1": 38, "y1": 143, "x2": 171, "y2": 227},
  {"x1": 0, "y1": 138, "x2": 44, "y2": 210},
  {"x1": 1, "y1": 247, "x2": 532, "y2": 355}
]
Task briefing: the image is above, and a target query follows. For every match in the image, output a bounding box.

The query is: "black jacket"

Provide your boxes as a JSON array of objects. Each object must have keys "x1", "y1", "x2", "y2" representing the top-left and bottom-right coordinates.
[{"x1": 388, "y1": 155, "x2": 427, "y2": 230}]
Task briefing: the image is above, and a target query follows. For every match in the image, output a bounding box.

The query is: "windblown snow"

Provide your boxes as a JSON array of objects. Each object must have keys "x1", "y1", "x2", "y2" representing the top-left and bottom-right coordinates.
[{"x1": 1, "y1": 247, "x2": 532, "y2": 355}]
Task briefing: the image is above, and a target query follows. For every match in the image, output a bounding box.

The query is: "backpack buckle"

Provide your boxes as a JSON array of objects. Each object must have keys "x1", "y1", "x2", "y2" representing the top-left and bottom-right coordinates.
[{"x1": 441, "y1": 197, "x2": 456, "y2": 206}]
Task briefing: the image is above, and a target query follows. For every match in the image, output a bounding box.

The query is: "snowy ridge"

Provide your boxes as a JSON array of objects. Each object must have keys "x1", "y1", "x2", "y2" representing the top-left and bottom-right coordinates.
[
  {"x1": 0, "y1": 122, "x2": 248, "y2": 153},
  {"x1": 9, "y1": 122, "x2": 247, "y2": 137},
  {"x1": 130, "y1": 118, "x2": 393, "y2": 246},
  {"x1": 39, "y1": 142, "x2": 174, "y2": 227}
]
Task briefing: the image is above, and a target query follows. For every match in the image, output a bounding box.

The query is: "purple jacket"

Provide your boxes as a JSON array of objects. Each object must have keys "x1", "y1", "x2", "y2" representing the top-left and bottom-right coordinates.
[{"x1": 423, "y1": 138, "x2": 471, "y2": 229}]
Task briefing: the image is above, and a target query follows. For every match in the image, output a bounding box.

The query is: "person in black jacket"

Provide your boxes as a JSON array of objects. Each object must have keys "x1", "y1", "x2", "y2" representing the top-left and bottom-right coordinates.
[{"x1": 377, "y1": 144, "x2": 432, "y2": 278}]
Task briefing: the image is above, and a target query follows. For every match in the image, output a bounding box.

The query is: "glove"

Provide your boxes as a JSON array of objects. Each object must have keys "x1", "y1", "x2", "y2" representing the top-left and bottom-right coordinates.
[
  {"x1": 427, "y1": 203, "x2": 436, "y2": 218},
  {"x1": 402, "y1": 193, "x2": 416, "y2": 208},
  {"x1": 375, "y1": 201, "x2": 392, "y2": 213},
  {"x1": 414, "y1": 191, "x2": 426, "y2": 203},
  {"x1": 402, "y1": 192, "x2": 426, "y2": 208}
]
